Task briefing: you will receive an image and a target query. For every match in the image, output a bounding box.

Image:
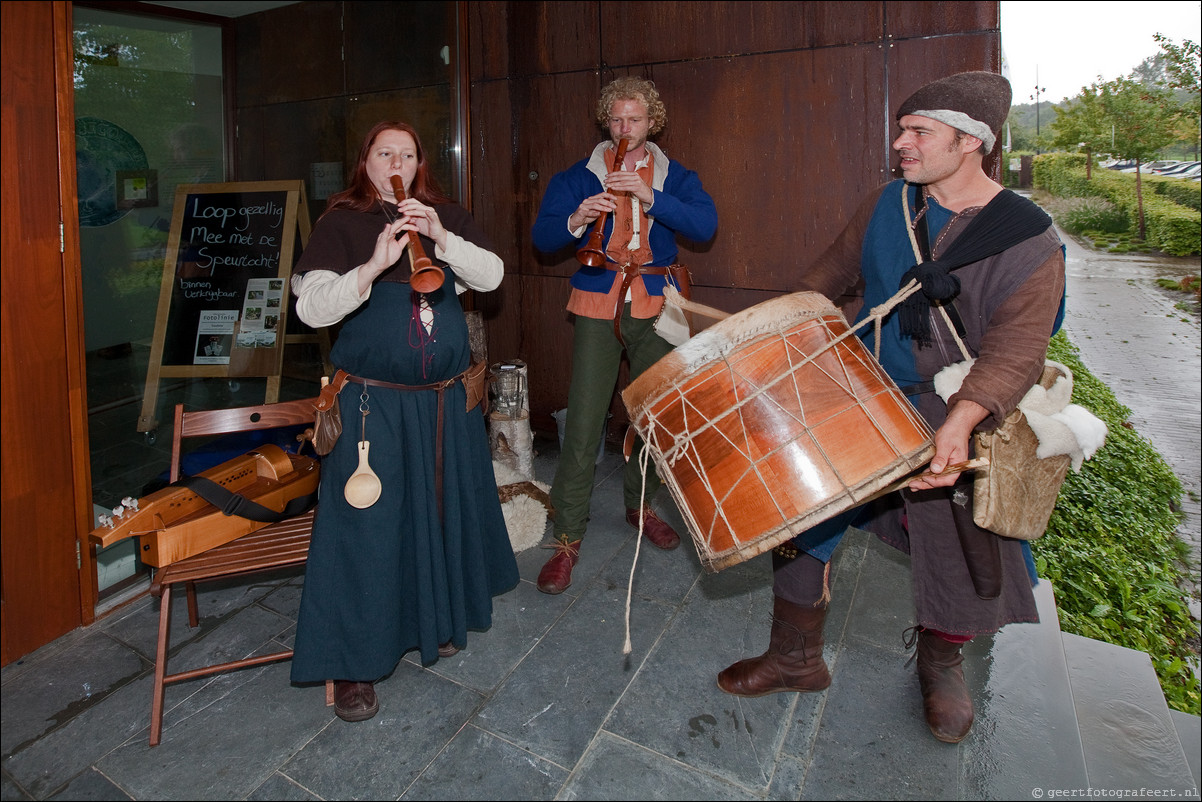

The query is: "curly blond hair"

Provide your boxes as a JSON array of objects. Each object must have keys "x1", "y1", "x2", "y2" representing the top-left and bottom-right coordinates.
[{"x1": 596, "y1": 76, "x2": 666, "y2": 136}]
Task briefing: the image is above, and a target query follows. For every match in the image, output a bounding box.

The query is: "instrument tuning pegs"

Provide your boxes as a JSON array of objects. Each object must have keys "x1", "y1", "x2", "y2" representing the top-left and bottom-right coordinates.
[{"x1": 122, "y1": 496, "x2": 139, "y2": 511}]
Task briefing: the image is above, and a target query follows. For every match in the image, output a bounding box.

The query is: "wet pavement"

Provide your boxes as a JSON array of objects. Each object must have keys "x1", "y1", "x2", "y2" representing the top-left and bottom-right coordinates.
[{"x1": 1053, "y1": 220, "x2": 1201, "y2": 606}]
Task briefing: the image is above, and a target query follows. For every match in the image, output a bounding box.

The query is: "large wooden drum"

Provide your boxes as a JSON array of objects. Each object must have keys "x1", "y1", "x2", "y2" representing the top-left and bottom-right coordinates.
[{"x1": 622, "y1": 292, "x2": 934, "y2": 572}]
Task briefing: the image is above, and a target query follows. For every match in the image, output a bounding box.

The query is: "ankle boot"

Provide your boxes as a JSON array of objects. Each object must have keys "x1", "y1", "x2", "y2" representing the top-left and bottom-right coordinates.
[
  {"x1": 915, "y1": 629, "x2": 974, "y2": 743},
  {"x1": 717, "y1": 596, "x2": 831, "y2": 696}
]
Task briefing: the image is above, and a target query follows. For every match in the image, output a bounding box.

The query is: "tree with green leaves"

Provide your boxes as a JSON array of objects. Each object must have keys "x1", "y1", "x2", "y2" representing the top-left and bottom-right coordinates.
[
  {"x1": 1051, "y1": 77, "x2": 1182, "y2": 239},
  {"x1": 1153, "y1": 34, "x2": 1200, "y2": 157},
  {"x1": 1049, "y1": 85, "x2": 1110, "y2": 178}
]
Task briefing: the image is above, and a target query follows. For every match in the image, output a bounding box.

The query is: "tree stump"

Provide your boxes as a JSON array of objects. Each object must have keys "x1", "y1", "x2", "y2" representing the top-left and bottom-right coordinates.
[{"x1": 490, "y1": 412, "x2": 534, "y2": 480}]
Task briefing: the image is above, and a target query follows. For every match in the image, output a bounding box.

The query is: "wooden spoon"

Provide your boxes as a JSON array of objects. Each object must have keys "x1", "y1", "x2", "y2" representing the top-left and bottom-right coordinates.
[{"x1": 344, "y1": 440, "x2": 382, "y2": 509}]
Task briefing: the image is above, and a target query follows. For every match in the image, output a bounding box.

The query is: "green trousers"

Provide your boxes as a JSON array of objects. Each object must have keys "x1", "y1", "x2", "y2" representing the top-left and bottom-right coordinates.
[{"x1": 549, "y1": 307, "x2": 674, "y2": 539}]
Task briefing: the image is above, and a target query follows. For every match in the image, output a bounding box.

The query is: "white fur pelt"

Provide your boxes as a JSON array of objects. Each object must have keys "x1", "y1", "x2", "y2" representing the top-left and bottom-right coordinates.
[
  {"x1": 934, "y1": 358, "x2": 1108, "y2": 471},
  {"x1": 492, "y1": 459, "x2": 550, "y2": 553}
]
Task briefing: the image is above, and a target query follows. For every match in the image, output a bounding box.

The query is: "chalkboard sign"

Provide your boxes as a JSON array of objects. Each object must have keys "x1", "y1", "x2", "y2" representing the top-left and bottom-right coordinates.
[{"x1": 137, "y1": 181, "x2": 325, "y2": 434}]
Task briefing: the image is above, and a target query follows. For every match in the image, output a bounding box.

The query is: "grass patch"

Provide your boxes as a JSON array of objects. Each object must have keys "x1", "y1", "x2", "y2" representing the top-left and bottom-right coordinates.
[{"x1": 1032, "y1": 332, "x2": 1199, "y2": 715}]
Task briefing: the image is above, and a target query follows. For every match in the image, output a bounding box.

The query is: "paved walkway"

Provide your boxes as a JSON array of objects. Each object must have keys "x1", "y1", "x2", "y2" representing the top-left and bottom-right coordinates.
[{"x1": 1054, "y1": 222, "x2": 1201, "y2": 607}]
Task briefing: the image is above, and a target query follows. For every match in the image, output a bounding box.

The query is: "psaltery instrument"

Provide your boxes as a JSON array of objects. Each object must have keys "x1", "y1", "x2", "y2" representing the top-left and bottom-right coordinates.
[{"x1": 88, "y1": 445, "x2": 319, "y2": 567}]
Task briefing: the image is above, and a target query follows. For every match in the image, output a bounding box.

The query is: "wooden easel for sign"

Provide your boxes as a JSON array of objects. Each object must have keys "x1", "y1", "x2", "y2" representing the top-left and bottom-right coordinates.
[{"x1": 136, "y1": 180, "x2": 332, "y2": 440}]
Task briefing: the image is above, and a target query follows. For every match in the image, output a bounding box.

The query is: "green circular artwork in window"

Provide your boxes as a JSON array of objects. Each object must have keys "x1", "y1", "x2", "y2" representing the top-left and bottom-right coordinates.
[{"x1": 75, "y1": 117, "x2": 148, "y2": 227}]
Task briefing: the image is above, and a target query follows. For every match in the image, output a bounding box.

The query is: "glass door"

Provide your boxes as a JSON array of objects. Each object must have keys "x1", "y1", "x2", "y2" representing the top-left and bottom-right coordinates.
[{"x1": 73, "y1": 5, "x2": 227, "y2": 602}]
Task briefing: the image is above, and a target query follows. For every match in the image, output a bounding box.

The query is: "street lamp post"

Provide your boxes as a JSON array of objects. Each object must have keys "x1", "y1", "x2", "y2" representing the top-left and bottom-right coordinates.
[{"x1": 1030, "y1": 67, "x2": 1046, "y2": 155}]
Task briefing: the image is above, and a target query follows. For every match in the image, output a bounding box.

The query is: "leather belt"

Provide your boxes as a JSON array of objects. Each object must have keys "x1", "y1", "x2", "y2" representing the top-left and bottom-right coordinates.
[
  {"x1": 345, "y1": 365, "x2": 481, "y2": 520},
  {"x1": 608, "y1": 262, "x2": 676, "y2": 346}
]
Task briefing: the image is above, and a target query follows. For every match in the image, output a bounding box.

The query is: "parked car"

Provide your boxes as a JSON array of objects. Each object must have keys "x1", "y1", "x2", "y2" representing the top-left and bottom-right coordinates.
[
  {"x1": 1155, "y1": 161, "x2": 1200, "y2": 177},
  {"x1": 1121, "y1": 160, "x2": 1180, "y2": 174}
]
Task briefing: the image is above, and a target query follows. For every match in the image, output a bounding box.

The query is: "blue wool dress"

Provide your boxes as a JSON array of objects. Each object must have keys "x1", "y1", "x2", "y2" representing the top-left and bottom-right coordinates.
[{"x1": 290, "y1": 205, "x2": 519, "y2": 680}]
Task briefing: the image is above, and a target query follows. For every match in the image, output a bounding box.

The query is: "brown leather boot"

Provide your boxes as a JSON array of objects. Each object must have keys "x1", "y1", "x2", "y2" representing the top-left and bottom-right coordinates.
[
  {"x1": 717, "y1": 596, "x2": 831, "y2": 696},
  {"x1": 333, "y1": 680, "x2": 379, "y2": 722},
  {"x1": 915, "y1": 629, "x2": 974, "y2": 743}
]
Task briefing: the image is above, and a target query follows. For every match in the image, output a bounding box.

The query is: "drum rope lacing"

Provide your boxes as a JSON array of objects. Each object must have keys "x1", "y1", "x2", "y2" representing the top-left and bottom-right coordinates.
[
  {"x1": 638, "y1": 316, "x2": 931, "y2": 568},
  {"x1": 644, "y1": 282, "x2": 925, "y2": 470}
]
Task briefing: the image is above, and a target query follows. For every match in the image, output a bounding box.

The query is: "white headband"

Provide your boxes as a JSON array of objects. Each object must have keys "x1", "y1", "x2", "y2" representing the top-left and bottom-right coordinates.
[{"x1": 911, "y1": 109, "x2": 996, "y2": 153}]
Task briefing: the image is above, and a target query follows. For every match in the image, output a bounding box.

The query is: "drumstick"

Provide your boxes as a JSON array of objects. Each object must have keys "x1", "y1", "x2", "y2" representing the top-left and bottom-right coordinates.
[
  {"x1": 871, "y1": 457, "x2": 990, "y2": 498},
  {"x1": 663, "y1": 285, "x2": 731, "y2": 321}
]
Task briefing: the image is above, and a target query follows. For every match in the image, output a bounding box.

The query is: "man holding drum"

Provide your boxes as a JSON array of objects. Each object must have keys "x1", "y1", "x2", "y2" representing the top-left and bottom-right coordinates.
[
  {"x1": 531, "y1": 76, "x2": 718, "y2": 595},
  {"x1": 717, "y1": 72, "x2": 1065, "y2": 744}
]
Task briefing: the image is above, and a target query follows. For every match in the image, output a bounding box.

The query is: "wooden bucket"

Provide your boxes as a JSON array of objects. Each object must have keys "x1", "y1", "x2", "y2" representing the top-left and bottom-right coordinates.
[{"x1": 622, "y1": 292, "x2": 934, "y2": 571}]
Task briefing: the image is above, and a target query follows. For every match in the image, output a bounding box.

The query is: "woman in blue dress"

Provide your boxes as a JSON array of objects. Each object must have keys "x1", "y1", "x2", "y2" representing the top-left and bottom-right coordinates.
[{"x1": 289, "y1": 121, "x2": 519, "y2": 722}]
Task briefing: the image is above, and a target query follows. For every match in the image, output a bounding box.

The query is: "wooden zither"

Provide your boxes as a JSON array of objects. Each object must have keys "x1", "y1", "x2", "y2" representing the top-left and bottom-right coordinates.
[
  {"x1": 623, "y1": 291, "x2": 935, "y2": 572},
  {"x1": 89, "y1": 444, "x2": 320, "y2": 568}
]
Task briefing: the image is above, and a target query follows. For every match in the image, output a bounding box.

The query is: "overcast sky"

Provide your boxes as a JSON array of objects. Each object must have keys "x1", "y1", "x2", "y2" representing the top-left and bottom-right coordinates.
[{"x1": 1001, "y1": 1, "x2": 1201, "y2": 104}]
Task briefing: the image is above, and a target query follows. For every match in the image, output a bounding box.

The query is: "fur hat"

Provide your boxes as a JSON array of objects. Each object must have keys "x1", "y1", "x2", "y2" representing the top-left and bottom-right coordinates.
[{"x1": 896, "y1": 71, "x2": 1011, "y2": 153}]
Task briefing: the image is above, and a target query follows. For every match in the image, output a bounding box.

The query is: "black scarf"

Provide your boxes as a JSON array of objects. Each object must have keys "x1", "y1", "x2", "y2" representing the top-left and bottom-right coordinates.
[{"x1": 897, "y1": 187, "x2": 1053, "y2": 344}]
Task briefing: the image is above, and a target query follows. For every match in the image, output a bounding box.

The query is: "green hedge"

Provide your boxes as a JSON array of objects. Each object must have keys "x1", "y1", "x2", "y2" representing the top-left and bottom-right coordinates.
[
  {"x1": 1153, "y1": 176, "x2": 1201, "y2": 212},
  {"x1": 1033, "y1": 154, "x2": 1201, "y2": 256}
]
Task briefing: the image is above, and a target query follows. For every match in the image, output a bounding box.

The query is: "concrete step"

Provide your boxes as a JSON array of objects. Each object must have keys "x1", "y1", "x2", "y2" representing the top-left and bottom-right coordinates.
[
  {"x1": 1061, "y1": 630, "x2": 1198, "y2": 791},
  {"x1": 803, "y1": 530, "x2": 1197, "y2": 799},
  {"x1": 1171, "y1": 709, "x2": 1201, "y2": 789},
  {"x1": 960, "y1": 579, "x2": 1091, "y2": 797},
  {"x1": 968, "y1": 576, "x2": 1199, "y2": 797}
]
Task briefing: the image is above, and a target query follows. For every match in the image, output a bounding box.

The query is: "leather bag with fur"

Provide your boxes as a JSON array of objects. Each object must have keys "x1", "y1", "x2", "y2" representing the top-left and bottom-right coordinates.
[{"x1": 972, "y1": 363, "x2": 1072, "y2": 539}]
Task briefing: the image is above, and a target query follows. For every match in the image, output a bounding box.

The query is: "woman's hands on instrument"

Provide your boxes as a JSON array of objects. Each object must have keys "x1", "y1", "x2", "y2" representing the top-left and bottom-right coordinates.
[
  {"x1": 357, "y1": 219, "x2": 411, "y2": 294},
  {"x1": 397, "y1": 199, "x2": 448, "y2": 251}
]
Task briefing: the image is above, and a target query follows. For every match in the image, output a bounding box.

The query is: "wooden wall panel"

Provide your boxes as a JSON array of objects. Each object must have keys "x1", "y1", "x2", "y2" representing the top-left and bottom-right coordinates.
[
  {"x1": 639, "y1": 48, "x2": 887, "y2": 294},
  {"x1": 472, "y1": 78, "x2": 520, "y2": 271},
  {"x1": 505, "y1": 0, "x2": 600, "y2": 77},
  {"x1": 467, "y1": 1, "x2": 510, "y2": 82},
  {"x1": 603, "y1": 1, "x2": 883, "y2": 65},
  {"x1": 884, "y1": 0, "x2": 997, "y2": 39},
  {"x1": 469, "y1": 0, "x2": 601, "y2": 79},
  {"x1": 511, "y1": 72, "x2": 610, "y2": 276}
]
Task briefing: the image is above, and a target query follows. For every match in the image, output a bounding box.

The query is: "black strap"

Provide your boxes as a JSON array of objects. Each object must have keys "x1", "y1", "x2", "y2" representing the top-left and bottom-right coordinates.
[
  {"x1": 899, "y1": 380, "x2": 936, "y2": 396},
  {"x1": 176, "y1": 475, "x2": 318, "y2": 522},
  {"x1": 909, "y1": 188, "x2": 968, "y2": 340}
]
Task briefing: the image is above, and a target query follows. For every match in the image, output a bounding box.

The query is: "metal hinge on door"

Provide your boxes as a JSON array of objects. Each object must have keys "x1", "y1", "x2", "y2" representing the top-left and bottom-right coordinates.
[
  {"x1": 61, "y1": 222, "x2": 65, "y2": 253},
  {"x1": 76, "y1": 540, "x2": 81, "y2": 570}
]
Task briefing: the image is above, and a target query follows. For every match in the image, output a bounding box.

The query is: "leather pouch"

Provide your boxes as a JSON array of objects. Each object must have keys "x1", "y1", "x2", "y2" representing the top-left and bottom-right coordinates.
[
  {"x1": 312, "y1": 370, "x2": 350, "y2": 456},
  {"x1": 463, "y1": 360, "x2": 488, "y2": 413}
]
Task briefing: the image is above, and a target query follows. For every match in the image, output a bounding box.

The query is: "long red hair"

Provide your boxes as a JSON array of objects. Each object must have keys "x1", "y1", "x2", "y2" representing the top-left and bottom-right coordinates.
[{"x1": 321, "y1": 121, "x2": 451, "y2": 217}]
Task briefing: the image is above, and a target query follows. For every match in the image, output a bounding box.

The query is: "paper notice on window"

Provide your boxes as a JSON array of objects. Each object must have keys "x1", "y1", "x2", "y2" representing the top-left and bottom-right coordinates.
[
  {"x1": 195, "y1": 310, "x2": 237, "y2": 364},
  {"x1": 235, "y1": 278, "x2": 282, "y2": 349}
]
